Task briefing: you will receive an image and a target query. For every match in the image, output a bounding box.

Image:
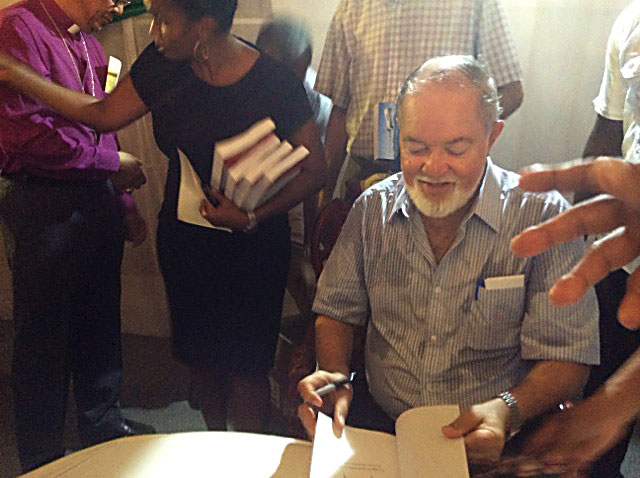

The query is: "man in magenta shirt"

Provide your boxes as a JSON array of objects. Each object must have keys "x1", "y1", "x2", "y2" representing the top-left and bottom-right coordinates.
[{"x1": 0, "y1": 0, "x2": 151, "y2": 472}]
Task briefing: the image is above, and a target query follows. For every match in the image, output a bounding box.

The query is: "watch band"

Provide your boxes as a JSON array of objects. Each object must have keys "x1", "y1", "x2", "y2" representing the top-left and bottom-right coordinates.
[
  {"x1": 497, "y1": 390, "x2": 523, "y2": 438},
  {"x1": 243, "y1": 210, "x2": 258, "y2": 232}
]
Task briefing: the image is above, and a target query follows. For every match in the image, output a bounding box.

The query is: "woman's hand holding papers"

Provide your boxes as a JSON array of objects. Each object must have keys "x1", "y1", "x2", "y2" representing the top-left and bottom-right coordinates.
[
  {"x1": 297, "y1": 370, "x2": 353, "y2": 439},
  {"x1": 510, "y1": 157, "x2": 640, "y2": 329},
  {"x1": 200, "y1": 186, "x2": 253, "y2": 231}
]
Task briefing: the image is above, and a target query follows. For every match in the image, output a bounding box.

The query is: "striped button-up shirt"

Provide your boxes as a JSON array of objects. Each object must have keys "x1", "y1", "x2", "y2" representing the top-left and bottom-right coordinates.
[
  {"x1": 315, "y1": 0, "x2": 522, "y2": 159},
  {"x1": 313, "y1": 159, "x2": 599, "y2": 419}
]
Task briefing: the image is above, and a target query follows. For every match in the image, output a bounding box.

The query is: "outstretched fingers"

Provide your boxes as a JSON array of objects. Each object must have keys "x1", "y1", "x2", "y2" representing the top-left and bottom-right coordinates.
[
  {"x1": 620, "y1": 268, "x2": 640, "y2": 330},
  {"x1": 520, "y1": 158, "x2": 640, "y2": 212},
  {"x1": 549, "y1": 228, "x2": 639, "y2": 306},
  {"x1": 511, "y1": 196, "x2": 623, "y2": 258}
]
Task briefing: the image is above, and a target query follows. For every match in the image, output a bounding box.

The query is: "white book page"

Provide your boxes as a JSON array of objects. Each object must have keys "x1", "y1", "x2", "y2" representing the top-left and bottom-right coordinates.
[
  {"x1": 210, "y1": 118, "x2": 275, "y2": 190},
  {"x1": 395, "y1": 406, "x2": 469, "y2": 478},
  {"x1": 177, "y1": 150, "x2": 231, "y2": 232},
  {"x1": 244, "y1": 141, "x2": 293, "y2": 184},
  {"x1": 310, "y1": 412, "x2": 400, "y2": 478}
]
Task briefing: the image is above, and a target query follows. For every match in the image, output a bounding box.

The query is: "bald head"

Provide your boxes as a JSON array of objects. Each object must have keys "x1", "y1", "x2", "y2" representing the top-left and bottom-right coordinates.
[
  {"x1": 256, "y1": 16, "x2": 312, "y2": 80},
  {"x1": 397, "y1": 56, "x2": 502, "y2": 132}
]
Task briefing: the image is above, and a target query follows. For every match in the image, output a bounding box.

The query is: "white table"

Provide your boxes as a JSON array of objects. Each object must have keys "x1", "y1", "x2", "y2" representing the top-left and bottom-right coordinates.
[{"x1": 22, "y1": 432, "x2": 312, "y2": 477}]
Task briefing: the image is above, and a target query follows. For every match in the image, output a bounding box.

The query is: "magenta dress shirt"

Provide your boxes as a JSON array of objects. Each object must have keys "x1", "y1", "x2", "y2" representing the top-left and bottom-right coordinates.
[{"x1": 0, "y1": 0, "x2": 133, "y2": 211}]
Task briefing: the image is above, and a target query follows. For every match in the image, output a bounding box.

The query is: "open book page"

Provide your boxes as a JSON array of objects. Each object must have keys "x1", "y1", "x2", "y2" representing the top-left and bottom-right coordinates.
[
  {"x1": 177, "y1": 150, "x2": 231, "y2": 232},
  {"x1": 395, "y1": 405, "x2": 469, "y2": 478},
  {"x1": 310, "y1": 412, "x2": 400, "y2": 478}
]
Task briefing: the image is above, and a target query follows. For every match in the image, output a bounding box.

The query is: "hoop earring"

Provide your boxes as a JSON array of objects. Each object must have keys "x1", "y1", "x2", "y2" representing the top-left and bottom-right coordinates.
[{"x1": 193, "y1": 40, "x2": 210, "y2": 63}]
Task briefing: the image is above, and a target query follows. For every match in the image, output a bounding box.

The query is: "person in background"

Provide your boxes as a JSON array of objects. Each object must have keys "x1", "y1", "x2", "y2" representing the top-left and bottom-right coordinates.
[
  {"x1": 316, "y1": 0, "x2": 524, "y2": 205},
  {"x1": 0, "y1": 0, "x2": 326, "y2": 435},
  {"x1": 0, "y1": 0, "x2": 152, "y2": 472},
  {"x1": 297, "y1": 55, "x2": 597, "y2": 468},
  {"x1": 511, "y1": 158, "x2": 640, "y2": 478},
  {"x1": 256, "y1": 16, "x2": 332, "y2": 330}
]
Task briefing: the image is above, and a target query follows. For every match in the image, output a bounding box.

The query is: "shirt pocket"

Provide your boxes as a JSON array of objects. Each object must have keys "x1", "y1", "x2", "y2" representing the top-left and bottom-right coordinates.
[{"x1": 465, "y1": 287, "x2": 525, "y2": 351}]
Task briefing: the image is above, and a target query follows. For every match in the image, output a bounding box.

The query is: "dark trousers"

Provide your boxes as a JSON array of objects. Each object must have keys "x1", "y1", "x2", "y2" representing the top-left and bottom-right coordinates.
[{"x1": 0, "y1": 175, "x2": 125, "y2": 472}]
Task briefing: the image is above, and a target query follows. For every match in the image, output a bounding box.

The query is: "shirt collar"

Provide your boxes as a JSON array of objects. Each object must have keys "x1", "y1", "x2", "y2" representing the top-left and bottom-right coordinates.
[
  {"x1": 389, "y1": 174, "x2": 411, "y2": 220},
  {"x1": 390, "y1": 157, "x2": 503, "y2": 232},
  {"x1": 471, "y1": 157, "x2": 503, "y2": 232},
  {"x1": 39, "y1": 0, "x2": 78, "y2": 35}
]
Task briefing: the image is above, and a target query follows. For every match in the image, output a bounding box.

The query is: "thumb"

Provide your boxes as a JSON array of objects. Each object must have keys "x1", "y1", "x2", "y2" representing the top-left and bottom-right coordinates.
[
  {"x1": 332, "y1": 392, "x2": 352, "y2": 438},
  {"x1": 200, "y1": 198, "x2": 216, "y2": 218},
  {"x1": 204, "y1": 185, "x2": 224, "y2": 202},
  {"x1": 442, "y1": 410, "x2": 482, "y2": 438}
]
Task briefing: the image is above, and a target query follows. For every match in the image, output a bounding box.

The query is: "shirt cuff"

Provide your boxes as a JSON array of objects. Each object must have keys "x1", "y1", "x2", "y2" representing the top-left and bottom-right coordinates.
[{"x1": 116, "y1": 190, "x2": 137, "y2": 216}]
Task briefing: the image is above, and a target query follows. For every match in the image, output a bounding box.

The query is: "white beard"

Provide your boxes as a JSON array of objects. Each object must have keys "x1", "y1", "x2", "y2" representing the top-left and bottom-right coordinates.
[{"x1": 406, "y1": 176, "x2": 479, "y2": 218}]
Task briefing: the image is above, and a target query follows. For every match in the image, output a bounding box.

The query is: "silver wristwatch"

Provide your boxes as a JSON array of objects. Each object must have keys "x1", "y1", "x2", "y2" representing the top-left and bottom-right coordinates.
[
  {"x1": 497, "y1": 390, "x2": 524, "y2": 439},
  {"x1": 243, "y1": 210, "x2": 258, "y2": 232}
]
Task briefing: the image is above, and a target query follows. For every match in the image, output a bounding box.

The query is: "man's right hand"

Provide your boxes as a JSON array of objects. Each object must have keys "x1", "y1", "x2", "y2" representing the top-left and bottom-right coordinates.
[
  {"x1": 112, "y1": 151, "x2": 146, "y2": 191},
  {"x1": 297, "y1": 370, "x2": 353, "y2": 439}
]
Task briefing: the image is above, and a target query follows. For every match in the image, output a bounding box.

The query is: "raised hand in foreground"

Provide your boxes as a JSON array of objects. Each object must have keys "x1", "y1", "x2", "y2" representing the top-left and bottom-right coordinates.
[
  {"x1": 511, "y1": 157, "x2": 640, "y2": 474},
  {"x1": 511, "y1": 157, "x2": 640, "y2": 329}
]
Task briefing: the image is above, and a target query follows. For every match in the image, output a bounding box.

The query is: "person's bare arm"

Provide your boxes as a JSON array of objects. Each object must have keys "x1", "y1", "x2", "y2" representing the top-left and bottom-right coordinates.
[
  {"x1": 255, "y1": 120, "x2": 326, "y2": 223},
  {"x1": 297, "y1": 316, "x2": 355, "y2": 437},
  {"x1": 443, "y1": 361, "x2": 590, "y2": 464},
  {"x1": 525, "y1": 348, "x2": 640, "y2": 473},
  {"x1": 497, "y1": 80, "x2": 524, "y2": 119},
  {"x1": 576, "y1": 115, "x2": 624, "y2": 202},
  {"x1": 321, "y1": 105, "x2": 349, "y2": 205},
  {"x1": 0, "y1": 52, "x2": 147, "y2": 132},
  {"x1": 200, "y1": 118, "x2": 326, "y2": 230}
]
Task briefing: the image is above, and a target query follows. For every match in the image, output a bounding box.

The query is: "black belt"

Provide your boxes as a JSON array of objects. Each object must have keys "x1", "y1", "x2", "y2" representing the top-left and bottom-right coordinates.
[
  {"x1": 0, "y1": 170, "x2": 106, "y2": 187},
  {"x1": 350, "y1": 155, "x2": 398, "y2": 174}
]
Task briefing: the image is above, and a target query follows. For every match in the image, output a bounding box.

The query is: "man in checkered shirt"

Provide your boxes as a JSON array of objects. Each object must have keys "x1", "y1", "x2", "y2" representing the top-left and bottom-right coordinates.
[{"x1": 316, "y1": 0, "x2": 524, "y2": 203}]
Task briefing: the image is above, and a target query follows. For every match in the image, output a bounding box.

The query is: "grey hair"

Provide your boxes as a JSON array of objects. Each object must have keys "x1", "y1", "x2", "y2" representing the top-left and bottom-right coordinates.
[
  {"x1": 396, "y1": 55, "x2": 503, "y2": 131},
  {"x1": 255, "y1": 16, "x2": 312, "y2": 66}
]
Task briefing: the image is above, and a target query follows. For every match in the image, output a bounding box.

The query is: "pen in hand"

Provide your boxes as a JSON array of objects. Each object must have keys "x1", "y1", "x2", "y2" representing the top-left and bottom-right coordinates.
[{"x1": 314, "y1": 372, "x2": 356, "y2": 397}]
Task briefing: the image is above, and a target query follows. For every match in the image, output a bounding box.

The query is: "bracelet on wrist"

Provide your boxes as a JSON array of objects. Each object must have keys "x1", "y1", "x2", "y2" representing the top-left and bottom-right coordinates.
[{"x1": 243, "y1": 210, "x2": 258, "y2": 232}]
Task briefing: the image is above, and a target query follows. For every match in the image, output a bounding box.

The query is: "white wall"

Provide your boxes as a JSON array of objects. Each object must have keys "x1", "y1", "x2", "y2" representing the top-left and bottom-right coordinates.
[
  {"x1": 272, "y1": 0, "x2": 631, "y2": 171},
  {"x1": 491, "y1": 0, "x2": 631, "y2": 172}
]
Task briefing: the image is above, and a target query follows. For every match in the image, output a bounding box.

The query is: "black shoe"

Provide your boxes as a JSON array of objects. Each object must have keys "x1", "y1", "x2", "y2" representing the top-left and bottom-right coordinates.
[
  {"x1": 117, "y1": 419, "x2": 156, "y2": 437},
  {"x1": 93, "y1": 419, "x2": 156, "y2": 443}
]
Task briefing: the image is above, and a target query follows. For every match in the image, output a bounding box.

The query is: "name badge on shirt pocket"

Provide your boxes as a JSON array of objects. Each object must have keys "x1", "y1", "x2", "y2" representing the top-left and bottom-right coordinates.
[
  {"x1": 470, "y1": 275, "x2": 526, "y2": 344},
  {"x1": 483, "y1": 274, "x2": 525, "y2": 291}
]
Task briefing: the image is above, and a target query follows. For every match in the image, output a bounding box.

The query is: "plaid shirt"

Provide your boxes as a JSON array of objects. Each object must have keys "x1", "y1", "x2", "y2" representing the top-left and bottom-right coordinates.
[{"x1": 315, "y1": 0, "x2": 523, "y2": 159}]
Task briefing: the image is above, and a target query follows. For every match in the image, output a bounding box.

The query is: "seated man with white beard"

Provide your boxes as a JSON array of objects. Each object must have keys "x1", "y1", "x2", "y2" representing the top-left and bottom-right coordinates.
[{"x1": 297, "y1": 55, "x2": 600, "y2": 466}]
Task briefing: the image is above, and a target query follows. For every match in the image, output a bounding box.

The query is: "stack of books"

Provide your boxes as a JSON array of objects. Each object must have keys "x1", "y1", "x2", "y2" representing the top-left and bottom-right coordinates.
[{"x1": 177, "y1": 117, "x2": 308, "y2": 231}]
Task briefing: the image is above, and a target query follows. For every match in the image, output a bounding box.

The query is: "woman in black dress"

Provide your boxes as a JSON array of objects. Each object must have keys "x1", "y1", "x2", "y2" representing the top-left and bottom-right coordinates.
[{"x1": 0, "y1": 0, "x2": 325, "y2": 433}]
